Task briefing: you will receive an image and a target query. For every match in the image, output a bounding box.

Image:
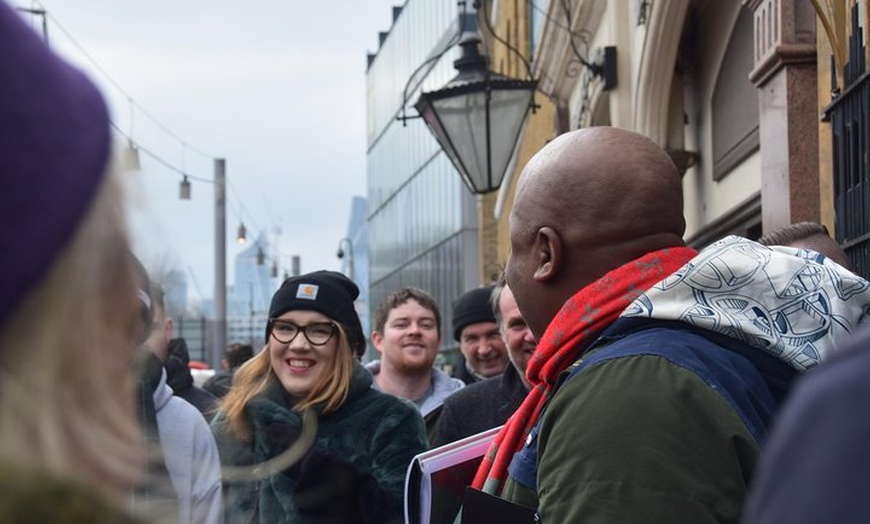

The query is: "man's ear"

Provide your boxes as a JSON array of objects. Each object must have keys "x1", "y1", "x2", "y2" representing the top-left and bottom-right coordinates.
[
  {"x1": 370, "y1": 331, "x2": 385, "y2": 354},
  {"x1": 532, "y1": 226, "x2": 562, "y2": 282}
]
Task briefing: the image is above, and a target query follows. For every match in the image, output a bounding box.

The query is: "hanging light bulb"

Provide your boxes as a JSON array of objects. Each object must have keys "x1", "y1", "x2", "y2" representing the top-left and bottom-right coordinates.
[
  {"x1": 122, "y1": 98, "x2": 141, "y2": 172},
  {"x1": 179, "y1": 175, "x2": 191, "y2": 200},
  {"x1": 256, "y1": 247, "x2": 265, "y2": 266},
  {"x1": 122, "y1": 138, "x2": 141, "y2": 172},
  {"x1": 236, "y1": 223, "x2": 247, "y2": 244},
  {"x1": 271, "y1": 260, "x2": 278, "y2": 278}
]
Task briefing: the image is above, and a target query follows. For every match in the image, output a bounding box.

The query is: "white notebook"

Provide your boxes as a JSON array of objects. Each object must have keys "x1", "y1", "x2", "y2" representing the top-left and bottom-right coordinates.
[{"x1": 404, "y1": 425, "x2": 502, "y2": 524}]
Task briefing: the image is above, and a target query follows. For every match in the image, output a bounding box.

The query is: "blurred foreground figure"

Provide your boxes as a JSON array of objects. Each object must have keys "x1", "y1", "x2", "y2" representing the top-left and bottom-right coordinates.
[
  {"x1": 472, "y1": 127, "x2": 870, "y2": 523},
  {"x1": 741, "y1": 326, "x2": 870, "y2": 524},
  {"x1": 0, "y1": 2, "x2": 145, "y2": 521}
]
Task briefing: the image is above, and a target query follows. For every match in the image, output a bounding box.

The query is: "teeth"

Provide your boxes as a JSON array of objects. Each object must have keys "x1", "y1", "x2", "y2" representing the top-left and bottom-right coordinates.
[{"x1": 288, "y1": 359, "x2": 312, "y2": 368}]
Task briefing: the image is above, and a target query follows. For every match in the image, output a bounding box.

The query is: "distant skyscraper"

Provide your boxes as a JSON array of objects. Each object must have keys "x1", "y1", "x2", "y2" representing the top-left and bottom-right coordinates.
[
  {"x1": 228, "y1": 233, "x2": 278, "y2": 346},
  {"x1": 342, "y1": 196, "x2": 370, "y2": 356}
]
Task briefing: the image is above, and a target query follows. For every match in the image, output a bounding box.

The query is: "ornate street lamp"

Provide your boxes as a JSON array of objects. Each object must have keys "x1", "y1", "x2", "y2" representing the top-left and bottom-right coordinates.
[{"x1": 413, "y1": 32, "x2": 537, "y2": 195}]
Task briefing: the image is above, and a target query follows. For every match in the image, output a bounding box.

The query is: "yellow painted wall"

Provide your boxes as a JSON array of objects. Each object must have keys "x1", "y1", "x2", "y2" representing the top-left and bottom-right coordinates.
[{"x1": 485, "y1": 0, "x2": 559, "y2": 270}]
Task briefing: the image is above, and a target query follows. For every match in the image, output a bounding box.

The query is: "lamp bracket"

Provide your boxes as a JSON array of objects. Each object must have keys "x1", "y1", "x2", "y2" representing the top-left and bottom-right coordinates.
[
  {"x1": 474, "y1": 1, "x2": 535, "y2": 83},
  {"x1": 665, "y1": 148, "x2": 700, "y2": 177},
  {"x1": 396, "y1": 113, "x2": 423, "y2": 126},
  {"x1": 561, "y1": 0, "x2": 617, "y2": 91},
  {"x1": 396, "y1": 3, "x2": 473, "y2": 127}
]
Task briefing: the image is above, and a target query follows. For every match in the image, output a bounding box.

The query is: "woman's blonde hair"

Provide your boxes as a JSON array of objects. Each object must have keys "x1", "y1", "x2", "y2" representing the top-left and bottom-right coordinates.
[
  {"x1": 0, "y1": 168, "x2": 143, "y2": 503},
  {"x1": 219, "y1": 323, "x2": 356, "y2": 441}
]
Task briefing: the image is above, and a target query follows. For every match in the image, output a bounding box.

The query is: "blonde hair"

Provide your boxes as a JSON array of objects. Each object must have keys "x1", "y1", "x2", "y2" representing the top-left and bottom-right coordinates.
[
  {"x1": 0, "y1": 168, "x2": 143, "y2": 504},
  {"x1": 219, "y1": 324, "x2": 355, "y2": 441}
]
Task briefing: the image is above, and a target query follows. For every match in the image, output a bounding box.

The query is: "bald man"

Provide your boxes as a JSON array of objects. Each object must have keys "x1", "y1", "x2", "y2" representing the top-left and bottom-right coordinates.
[{"x1": 472, "y1": 127, "x2": 870, "y2": 524}]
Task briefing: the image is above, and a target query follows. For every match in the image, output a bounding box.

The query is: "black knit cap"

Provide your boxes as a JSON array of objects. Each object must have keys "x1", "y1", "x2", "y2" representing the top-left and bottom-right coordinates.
[
  {"x1": 267, "y1": 270, "x2": 366, "y2": 357},
  {"x1": 452, "y1": 286, "x2": 496, "y2": 342}
]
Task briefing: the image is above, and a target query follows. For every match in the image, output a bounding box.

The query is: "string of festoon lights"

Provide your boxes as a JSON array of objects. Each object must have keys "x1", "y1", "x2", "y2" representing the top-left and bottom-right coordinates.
[{"x1": 15, "y1": 0, "x2": 296, "y2": 279}]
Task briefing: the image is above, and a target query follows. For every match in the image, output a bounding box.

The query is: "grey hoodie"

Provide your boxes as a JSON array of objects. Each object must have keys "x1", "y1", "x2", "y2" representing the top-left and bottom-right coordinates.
[
  {"x1": 364, "y1": 359, "x2": 464, "y2": 418},
  {"x1": 153, "y1": 368, "x2": 224, "y2": 524}
]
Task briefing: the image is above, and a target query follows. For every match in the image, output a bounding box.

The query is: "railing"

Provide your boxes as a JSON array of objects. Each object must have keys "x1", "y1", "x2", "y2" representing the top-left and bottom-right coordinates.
[{"x1": 823, "y1": 3, "x2": 869, "y2": 278}]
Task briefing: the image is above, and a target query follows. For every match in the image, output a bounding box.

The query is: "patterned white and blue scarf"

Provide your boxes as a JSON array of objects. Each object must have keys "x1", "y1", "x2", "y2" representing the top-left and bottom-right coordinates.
[{"x1": 623, "y1": 235, "x2": 870, "y2": 371}]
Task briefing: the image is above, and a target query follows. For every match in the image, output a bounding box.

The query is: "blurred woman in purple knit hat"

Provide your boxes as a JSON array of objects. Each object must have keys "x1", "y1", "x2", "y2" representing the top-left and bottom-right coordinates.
[{"x1": 0, "y1": 2, "x2": 148, "y2": 521}]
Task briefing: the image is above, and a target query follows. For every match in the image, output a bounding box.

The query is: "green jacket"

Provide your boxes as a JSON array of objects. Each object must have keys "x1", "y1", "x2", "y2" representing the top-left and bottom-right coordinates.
[
  {"x1": 212, "y1": 361, "x2": 427, "y2": 524},
  {"x1": 499, "y1": 236, "x2": 870, "y2": 522},
  {"x1": 502, "y1": 320, "x2": 793, "y2": 524}
]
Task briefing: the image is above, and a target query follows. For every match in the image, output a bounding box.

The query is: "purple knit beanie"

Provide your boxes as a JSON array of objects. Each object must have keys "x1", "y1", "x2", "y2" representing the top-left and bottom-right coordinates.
[{"x1": 0, "y1": 4, "x2": 111, "y2": 327}]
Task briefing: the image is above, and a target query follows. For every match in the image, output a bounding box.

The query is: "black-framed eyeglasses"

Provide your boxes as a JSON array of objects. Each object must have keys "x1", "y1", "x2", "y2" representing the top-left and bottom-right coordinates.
[{"x1": 268, "y1": 319, "x2": 337, "y2": 346}]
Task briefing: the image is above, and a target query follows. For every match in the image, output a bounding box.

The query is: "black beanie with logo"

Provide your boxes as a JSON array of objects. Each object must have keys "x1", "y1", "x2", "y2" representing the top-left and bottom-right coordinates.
[{"x1": 267, "y1": 270, "x2": 366, "y2": 357}]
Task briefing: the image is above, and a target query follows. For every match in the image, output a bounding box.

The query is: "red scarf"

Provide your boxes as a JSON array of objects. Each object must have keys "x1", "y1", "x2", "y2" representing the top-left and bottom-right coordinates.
[{"x1": 472, "y1": 247, "x2": 697, "y2": 494}]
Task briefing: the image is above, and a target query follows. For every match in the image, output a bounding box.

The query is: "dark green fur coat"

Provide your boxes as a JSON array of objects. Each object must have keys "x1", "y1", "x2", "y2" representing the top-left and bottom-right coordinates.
[{"x1": 212, "y1": 362, "x2": 427, "y2": 524}]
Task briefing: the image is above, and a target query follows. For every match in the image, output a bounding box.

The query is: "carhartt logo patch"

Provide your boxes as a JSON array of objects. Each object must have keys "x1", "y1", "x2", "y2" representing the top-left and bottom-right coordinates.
[{"x1": 296, "y1": 284, "x2": 319, "y2": 300}]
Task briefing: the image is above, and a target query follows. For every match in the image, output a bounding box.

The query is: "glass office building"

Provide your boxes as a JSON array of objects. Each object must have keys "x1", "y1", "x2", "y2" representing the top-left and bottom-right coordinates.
[{"x1": 366, "y1": 0, "x2": 480, "y2": 356}]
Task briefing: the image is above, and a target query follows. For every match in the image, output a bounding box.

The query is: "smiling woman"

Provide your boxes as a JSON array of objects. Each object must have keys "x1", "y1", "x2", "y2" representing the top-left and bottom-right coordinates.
[{"x1": 211, "y1": 270, "x2": 428, "y2": 524}]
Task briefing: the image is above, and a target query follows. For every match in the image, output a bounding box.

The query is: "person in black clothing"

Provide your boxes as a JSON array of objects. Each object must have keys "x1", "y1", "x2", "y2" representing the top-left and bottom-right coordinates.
[
  {"x1": 143, "y1": 283, "x2": 217, "y2": 417},
  {"x1": 203, "y1": 342, "x2": 255, "y2": 398},
  {"x1": 433, "y1": 277, "x2": 535, "y2": 446},
  {"x1": 164, "y1": 338, "x2": 218, "y2": 416}
]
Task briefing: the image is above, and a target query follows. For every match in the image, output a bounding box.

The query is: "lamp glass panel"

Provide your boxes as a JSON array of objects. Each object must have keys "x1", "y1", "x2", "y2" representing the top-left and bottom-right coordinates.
[
  {"x1": 431, "y1": 90, "x2": 488, "y2": 191},
  {"x1": 430, "y1": 86, "x2": 534, "y2": 193},
  {"x1": 487, "y1": 88, "x2": 536, "y2": 189}
]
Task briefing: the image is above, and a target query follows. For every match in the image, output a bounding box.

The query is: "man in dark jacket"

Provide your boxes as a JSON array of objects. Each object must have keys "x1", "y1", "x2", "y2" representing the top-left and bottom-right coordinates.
[
  {"x1": 164, "y1": 338, "x2": 218, "y2": 416},
  {"x1": 433, "y1": 278, "x2": 534, "y2": 447},
  {"x1": 203, "y1": 342, "x2": 254, "y2": 398}
]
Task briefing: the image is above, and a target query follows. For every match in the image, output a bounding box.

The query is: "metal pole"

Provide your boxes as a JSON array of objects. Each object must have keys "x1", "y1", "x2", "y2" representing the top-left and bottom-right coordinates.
[
  {"x1": 214, "y1": 158, "x2": 227, "y2": 370},
  {"x1": 347, "y1": 241, "x2": 354, "y2": 282},
  {"x1": 339, "y1": 238, "x2": 355, "y2": 282},
  {"x1": 249, "y1": 282, "x2": 255, "y2": 347},
  {"x1": 15, "y1": 8, "x2": 48, "y2": 43}
]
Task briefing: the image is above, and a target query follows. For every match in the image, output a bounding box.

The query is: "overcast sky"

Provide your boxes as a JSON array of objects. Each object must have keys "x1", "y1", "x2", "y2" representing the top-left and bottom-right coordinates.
[{"x1": 13, "y1": 0, "x2": 399, "y2": 303}]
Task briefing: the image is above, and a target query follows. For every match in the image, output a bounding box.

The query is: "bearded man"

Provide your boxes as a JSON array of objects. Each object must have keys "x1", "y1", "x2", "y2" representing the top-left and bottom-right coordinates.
[{"x1": 367, "y1": 287, "x2": 464, "y2": 440}]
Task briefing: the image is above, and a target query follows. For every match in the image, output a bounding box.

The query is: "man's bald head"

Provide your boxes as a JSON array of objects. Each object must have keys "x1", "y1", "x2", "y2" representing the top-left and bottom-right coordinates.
[{"x1": 506, "y1": 127, "x2": 687, "y2": 338}]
